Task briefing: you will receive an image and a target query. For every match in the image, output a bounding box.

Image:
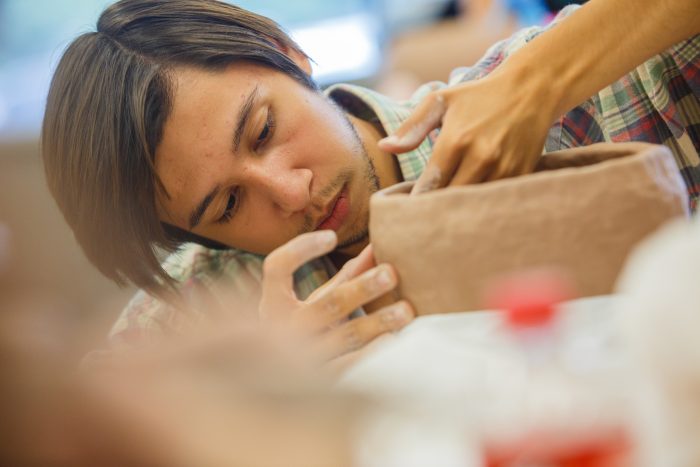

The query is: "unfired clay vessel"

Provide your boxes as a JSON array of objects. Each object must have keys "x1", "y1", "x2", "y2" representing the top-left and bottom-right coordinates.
[{"x1": 369, "y1": 143, "x2": 689, "y2": 314}]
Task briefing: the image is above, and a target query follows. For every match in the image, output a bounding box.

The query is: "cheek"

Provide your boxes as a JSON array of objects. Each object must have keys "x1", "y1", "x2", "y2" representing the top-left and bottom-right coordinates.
[
  {"x1": 286, "y1": 112, "x2": 358, "y2": 167},
  {"x1": 229, "y1": 200, "x2": 300, "y2": 252}
]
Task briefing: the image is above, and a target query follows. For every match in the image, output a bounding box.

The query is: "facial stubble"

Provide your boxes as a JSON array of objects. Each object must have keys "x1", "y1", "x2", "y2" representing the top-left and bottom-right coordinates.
[{"x1": 299, "y1": 100, "x2": 380, "y2": 251}]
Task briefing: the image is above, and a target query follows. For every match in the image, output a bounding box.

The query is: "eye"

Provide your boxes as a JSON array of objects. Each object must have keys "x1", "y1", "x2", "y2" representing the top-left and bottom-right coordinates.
[
  {"x1": 257, "y1": 122, "x2": 270, "y2": 142},
  {"x1": 254, "y1": 110, "x2": 275, "y2": 150},
  {"x1": 216, "y1": 191, "x2": 238, "y2": 224}
]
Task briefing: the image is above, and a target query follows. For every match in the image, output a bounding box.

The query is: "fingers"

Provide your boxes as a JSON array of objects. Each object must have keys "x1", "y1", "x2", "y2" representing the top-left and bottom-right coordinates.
[
  {"x1": 312, "y1": 301, "x2": 415, "y2": 360},
  {"x1": 449, "y1": 152, "x2": 498, "y2": 186},
  {"x1": 378, "y1": 91, "x2": 446, "y2": 153},
  {"x1": 411, "y1": 122, "x2": 466, "y2": 194},
  {"x1": 307, "y1": 263, "x2": 398, "y2": 331},
  {"x1": 419, "y1": 136, "x2": 530, "y2": 189},
  {"x1": 384, "y1": 88, "x2": 505, "y2": 194},
  {"x1": 306, "y1": 244, "x2": 376, "y2": 302},
  {"x1": 262, "y1": 230, "x2": 337, "y2": 296},
  {"x1": 410, "y1": 165, "x2": 444, "y2": 195},
  {"x1": 329, "y1": 244, "x2": 376, "y2": 285}
]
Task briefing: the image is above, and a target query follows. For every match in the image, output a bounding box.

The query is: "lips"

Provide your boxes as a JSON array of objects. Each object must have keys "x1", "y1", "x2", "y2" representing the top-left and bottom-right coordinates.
[{"x1": 316, "y1": 185, "x2": 350, "y2": 232}]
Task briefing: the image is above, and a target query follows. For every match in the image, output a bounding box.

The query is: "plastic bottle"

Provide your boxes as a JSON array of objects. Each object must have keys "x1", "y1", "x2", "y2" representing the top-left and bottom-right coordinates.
[{"x1": 481, "y1": 269, "x2": 631, "y2": 467}]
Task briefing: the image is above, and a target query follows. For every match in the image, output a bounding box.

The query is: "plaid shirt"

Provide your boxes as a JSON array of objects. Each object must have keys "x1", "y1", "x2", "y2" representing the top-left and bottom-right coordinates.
[{"x1": 111, "y1": 6, "x2": 700, "y2": 345}]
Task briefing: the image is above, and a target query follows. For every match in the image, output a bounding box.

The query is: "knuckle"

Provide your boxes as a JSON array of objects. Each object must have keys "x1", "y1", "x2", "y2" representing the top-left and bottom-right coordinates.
[
  {"x1": 342, "y1": 321, "x2": 365, "y2": 351},
  {"x1": 500, "y1": 160, "x2": 520, "y2": 177},
  {"x1": 445, "y1": 129, "x2": 471, "y2": 152},
  {"x1": 473, "y1": 146, "x2": 499, "y2": 165},
  {"x1": 360, "y1": 265, "x2": 395, "y2": 296},
  {"x1": 359, "y1": 277, "x2": 377, "y2": 297},
  {"x1": 424, "y1": 91, "x2": 440, "y2": 106},
  {"x1": 420, "y1": 91, "x2": 446, "y2": 114},
  {"x1": 320, "y1": 292, "x2": 344, "y2": 318},
  {"x1": 378, "y1": 301, "x2": 414, "y2": 330}
]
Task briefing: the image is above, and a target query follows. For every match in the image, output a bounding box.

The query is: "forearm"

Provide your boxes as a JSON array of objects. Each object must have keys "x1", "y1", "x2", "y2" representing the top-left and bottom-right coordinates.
[{"x1": 497, "y1": 0, "x2": 700, "y2": 117}]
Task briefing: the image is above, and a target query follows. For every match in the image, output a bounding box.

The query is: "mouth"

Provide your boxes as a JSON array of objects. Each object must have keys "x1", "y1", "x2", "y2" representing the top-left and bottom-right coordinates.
[{"x1": 315, "y1": 184, "x2": 350, "y2": 232}]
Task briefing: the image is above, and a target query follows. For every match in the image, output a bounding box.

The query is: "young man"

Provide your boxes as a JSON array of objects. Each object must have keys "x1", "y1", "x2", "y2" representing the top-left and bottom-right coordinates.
[{"x1": 42, "y1": 0, "x2": 699, "y2": 353}]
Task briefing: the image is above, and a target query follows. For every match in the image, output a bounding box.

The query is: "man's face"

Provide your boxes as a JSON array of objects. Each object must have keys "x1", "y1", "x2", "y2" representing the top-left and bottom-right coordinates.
[{"x1": 155, "y1": 64, "x2": 379, "y2": 255}]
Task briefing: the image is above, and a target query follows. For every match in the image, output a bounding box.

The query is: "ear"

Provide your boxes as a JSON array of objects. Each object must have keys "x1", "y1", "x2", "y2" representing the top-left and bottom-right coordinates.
[
  {"x1": 273, "y1": 39, "x2": 313, "y2": 76},
  {"x1": 287, "y1": 47, "x2": 313, "y2": 76}
]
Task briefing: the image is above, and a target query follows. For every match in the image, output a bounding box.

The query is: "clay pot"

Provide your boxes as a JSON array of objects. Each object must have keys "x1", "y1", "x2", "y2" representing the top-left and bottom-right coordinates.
[{"x1": 369, "y1": 143, "x2": 689, "y2": 314}]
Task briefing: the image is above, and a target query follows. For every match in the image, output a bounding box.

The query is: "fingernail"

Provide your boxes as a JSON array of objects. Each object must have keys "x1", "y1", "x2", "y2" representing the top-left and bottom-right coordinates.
[
  {"x1": 379, "y1": 135, "x2": 401, "y2": 147},
  {"x1": 384, "y1": 302, "x2": 412, "y2": 326},
  {"x1": 376, "y1": 266, "x2": 395, "y2": 289},
  {"x1": 411, "y1": 166, "x2": 442, "y2": 195},
  {"x1": 323, "y1": 299, "x2": 341, "y2": 317},
  {"x1": 316, "y1": 230, "x2": 337, "y2": 247}
]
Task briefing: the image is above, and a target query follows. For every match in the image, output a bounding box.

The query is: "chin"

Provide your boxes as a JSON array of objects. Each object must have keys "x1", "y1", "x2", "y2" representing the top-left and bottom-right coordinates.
[{"x1": 337, "y1": 221, "x2": 370, "y2": 252}]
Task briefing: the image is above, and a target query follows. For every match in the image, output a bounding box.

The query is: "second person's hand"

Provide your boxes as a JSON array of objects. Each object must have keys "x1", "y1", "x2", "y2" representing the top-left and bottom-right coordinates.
[{"x1": 379, "y1": 67, "x2": 557, "y2": 194}]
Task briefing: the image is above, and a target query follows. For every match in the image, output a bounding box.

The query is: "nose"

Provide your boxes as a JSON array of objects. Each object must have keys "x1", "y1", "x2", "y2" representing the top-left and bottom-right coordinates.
[{"x1": 241, "y1": 158, "x2": 313, "y2": 215}]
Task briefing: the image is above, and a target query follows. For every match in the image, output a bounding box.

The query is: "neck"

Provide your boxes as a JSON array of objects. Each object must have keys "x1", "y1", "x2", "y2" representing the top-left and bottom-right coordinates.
[{"x1": 347, "y1": 114, "x2": 403, "y2": 190}]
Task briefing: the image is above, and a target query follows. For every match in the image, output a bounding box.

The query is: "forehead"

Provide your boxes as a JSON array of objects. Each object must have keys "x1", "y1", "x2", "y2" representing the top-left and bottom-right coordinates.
[
  {"x1": 167, "y1": 63, "x2": 266, "y2": 127},
  {"x1": 153, "y1": 63, "x2": 302, "y2": 224},
  {"x1": 158, "y1": 64, "x2": 272, "y2": 165},
  {"x1": 160, "y1": 63, "x2": 308, "y2": 149}
]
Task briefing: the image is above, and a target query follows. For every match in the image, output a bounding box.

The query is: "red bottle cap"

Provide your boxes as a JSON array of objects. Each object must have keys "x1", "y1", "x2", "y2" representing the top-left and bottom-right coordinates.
[{"x1": 484, "y1": 269, "x2": 575, "y2": 329}]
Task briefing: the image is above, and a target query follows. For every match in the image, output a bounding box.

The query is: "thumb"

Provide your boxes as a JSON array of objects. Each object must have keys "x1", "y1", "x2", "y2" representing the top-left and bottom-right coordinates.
[{"x1": 378, "y1": 92, "x2": 446, "y2": 153}]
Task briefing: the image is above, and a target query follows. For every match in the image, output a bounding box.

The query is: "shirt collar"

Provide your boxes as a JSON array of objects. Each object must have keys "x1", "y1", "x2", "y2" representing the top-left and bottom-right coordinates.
[{"x1": 325, "y1": 83, "x2": 434, "y2": 182}]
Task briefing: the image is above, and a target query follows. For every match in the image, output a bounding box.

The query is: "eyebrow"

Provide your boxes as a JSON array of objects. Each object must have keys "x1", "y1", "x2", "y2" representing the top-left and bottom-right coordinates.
[
  {"x1": 188, "y1": 86, "x2": 260, "y2": 230},
  {"x1": 232, "y1": 85, "x2": 260, "y2": 153},
  {"x1": 189, "y1": 185, "x2": 220, "y2": 230}
]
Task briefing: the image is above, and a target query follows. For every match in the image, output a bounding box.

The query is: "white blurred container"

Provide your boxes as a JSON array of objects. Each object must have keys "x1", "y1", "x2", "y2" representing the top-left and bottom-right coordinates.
[{"x1": 617, "y1": 218, "x2": 700, "y2": 467}]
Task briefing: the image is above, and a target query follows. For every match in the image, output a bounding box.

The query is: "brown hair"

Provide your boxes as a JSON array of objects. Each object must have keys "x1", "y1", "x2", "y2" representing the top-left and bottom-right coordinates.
[{"x1": 42, "y1": 0, "x2": 316, "y2": 295}]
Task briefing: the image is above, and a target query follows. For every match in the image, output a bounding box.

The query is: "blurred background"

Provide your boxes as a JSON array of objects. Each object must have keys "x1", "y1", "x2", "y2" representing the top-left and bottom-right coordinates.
[{"x1": 0, "y1": 0, "x2": 585, "y2": 336}]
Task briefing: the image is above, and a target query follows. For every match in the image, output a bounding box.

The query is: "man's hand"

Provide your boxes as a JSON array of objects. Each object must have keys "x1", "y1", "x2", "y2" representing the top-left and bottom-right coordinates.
[{"x1": 259, "y1": 230, "x2": 415, "y2": 364}]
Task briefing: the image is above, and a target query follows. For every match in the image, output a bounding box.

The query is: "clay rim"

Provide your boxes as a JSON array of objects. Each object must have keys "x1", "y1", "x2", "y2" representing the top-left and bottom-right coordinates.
[{"x1": 371, "y1": 145, "x2": 675, "y2": 200}]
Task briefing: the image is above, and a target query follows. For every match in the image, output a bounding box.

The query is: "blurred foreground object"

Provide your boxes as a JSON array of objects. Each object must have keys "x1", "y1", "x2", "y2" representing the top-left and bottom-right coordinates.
[
  {"x1": 617, "y1": 218, "x2": 700, "y2": 467},
  {"x1": 0, "y1": 245, "x2": 368, "y2": 467},
  {"x1": 341, "y1": 295, "x2": 634, "y2": 466},
  {"x1": 483, "y1": 270, "x2": 631, "y2": 466},
  {"x1": 0, "y1": 297, "x2": 370, "y2": 467}
]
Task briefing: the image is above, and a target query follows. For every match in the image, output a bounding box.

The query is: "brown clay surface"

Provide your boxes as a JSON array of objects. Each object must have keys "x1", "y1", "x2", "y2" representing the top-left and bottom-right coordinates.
[{"x1": 370, "y1": 144, "x2": 689, "y2": 314}]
